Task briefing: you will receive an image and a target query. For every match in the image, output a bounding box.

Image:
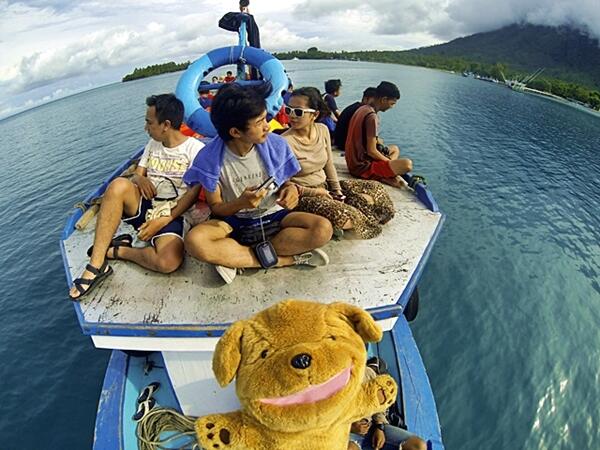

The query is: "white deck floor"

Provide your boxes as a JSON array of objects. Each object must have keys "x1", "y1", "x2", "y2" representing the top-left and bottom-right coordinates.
[{"x1": 64, "y1": 155, "x2": 442, "y2": 343}]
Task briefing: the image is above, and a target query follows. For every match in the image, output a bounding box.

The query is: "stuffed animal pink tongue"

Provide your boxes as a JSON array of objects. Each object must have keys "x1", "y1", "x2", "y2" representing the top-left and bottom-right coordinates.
[{"x1": 260, "y1": 366, "x2": 352, "y2": 406}]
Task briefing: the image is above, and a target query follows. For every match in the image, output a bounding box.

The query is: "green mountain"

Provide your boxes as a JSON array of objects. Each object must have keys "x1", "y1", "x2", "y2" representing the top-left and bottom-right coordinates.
[
  {"x1": 411, "y1": 24, "x2": 600, "y2": 90},
  {"x1": 275, "y1": 24, "x2": 600, "y2": 108}
]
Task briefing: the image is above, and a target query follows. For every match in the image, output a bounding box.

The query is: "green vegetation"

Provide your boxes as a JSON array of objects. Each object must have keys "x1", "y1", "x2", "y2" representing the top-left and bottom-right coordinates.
[
  {"x1": 122, "y1": 61, "x2": 190, "y2": 82},
  {"x1": 275, "y1": 37, "x2": 600, "y2": 110},
  {"x1": 121, "y1": 25, "x2": 600, "y2": 109}
]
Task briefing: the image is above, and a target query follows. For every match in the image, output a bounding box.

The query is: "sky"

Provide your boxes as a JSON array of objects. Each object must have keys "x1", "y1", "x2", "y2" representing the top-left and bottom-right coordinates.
[{"x1": 1, "y1": 0, "x2": 599, "y2": 119}]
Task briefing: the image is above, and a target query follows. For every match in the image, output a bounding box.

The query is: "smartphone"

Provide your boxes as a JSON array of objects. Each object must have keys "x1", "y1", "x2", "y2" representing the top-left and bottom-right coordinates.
[
  {"x1": 331, "y1": 192, "x2": 346, "y2": 202},
  {"x1": 255, "y1": 176, "x2": 276, "y2": 192}
]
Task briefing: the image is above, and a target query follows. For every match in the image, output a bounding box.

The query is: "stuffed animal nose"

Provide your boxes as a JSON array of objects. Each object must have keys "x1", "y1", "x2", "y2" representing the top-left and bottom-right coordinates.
[{"x1": 291, "y1": 353, "x2": 312, "y2": 369}]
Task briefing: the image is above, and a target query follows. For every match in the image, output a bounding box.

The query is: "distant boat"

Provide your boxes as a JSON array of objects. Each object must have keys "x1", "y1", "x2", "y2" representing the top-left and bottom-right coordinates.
[{"x1": 292, "y1": 56, "x2": 299, "y2": 60}]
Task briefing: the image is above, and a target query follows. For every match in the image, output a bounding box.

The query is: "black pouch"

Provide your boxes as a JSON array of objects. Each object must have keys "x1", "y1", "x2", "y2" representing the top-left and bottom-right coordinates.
[
  {"x1": 253, "y1": 241, "x2": 278, "y2": 269},
  {"x1": 376, "y1": 143, "x2": 391, "y2": 157}
]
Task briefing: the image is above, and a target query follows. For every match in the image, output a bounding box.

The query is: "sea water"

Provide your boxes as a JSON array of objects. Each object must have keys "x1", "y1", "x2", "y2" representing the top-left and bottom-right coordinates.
[{"x1": 0, "y1": 60, "x2": 598, "y2": 449}]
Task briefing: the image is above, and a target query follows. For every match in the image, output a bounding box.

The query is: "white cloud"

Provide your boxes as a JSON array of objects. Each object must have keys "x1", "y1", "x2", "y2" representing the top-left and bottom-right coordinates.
[
  {"x1": 1, "y1": 0, "x2": 599, "y2": 119},
  {"x1": 292, "y1": 0, "x2": 600, "y2": 40}
]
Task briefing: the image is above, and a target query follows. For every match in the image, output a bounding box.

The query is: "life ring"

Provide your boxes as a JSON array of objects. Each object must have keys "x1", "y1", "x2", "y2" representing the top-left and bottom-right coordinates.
[{"x1": 175, "y1": 46, "x2": 288, "y2": 137}]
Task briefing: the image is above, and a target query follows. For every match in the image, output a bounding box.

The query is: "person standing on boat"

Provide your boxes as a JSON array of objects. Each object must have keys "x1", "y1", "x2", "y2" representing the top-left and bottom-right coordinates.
[
  {"x1": 69, "y1": 94, "x2": 204, "y2": 300},
  {"x1": 324, "y1": 79, "x2": 342, "y2": 122},
  {"x1": 224, "y1": 71, "x2": 236, "y2": 83},
  {"x1": 334, "y1": 87, "x2": 376, "y2": 150},
  {"x1": 183, "y1": 83, "x2": 333, "y2": 284},
  {"x1": 345, "y1": 82, "x2": 413, "y2": 189}
]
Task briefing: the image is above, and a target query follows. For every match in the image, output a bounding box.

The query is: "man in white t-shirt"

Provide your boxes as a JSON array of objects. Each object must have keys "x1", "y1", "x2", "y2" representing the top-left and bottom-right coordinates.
[{"x1": 69, "y1": 94, "x2": 204, "y2": 300}]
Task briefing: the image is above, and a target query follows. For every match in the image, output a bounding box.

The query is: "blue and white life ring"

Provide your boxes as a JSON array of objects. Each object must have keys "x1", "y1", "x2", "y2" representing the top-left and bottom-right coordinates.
[{"x1": 175, "y1": 46, "x2": 288, "y2": 137}]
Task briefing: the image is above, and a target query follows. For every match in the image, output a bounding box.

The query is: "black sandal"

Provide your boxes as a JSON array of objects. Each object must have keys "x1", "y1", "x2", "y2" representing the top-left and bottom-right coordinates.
[
  {"x1": 87, "y1": 234, "x2": 133, "y2": 259},
  {"x1": 408, "y1": 174, "x2": 427, "y2": 189},
  {"x1": 69, "y1": 261, "x2": 113, "y2": 301}
]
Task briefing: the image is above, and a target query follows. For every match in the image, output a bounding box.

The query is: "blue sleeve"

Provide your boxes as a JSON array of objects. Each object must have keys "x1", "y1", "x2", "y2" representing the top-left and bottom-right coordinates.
[{"x1": 325, "y1": 94, "x2": 338, "y2": 112}]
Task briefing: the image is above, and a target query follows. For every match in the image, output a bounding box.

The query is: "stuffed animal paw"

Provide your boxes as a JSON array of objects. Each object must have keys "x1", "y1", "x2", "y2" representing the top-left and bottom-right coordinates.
[
  {"x1": 195, "y1": 413, "x2": 241, "y2": 449},
  {"x1": 372, "y1": 374, "x2": 397, "y2": 409}
]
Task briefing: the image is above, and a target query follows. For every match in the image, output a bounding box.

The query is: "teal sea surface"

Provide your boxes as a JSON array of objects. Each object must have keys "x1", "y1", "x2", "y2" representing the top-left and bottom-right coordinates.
[{"x1": 0, "y1": 60, "x2": 598, "y2": 449}]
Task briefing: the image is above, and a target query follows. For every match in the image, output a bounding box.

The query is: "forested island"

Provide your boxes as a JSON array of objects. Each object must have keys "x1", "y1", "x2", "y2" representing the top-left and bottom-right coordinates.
[{"x1": 122, "y1": 61, "x2": 190, "y2": 82}]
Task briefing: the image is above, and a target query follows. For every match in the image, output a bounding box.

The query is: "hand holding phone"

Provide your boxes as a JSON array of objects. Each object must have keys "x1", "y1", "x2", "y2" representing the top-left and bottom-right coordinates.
[{"x1": 254, "y1": 176, "x2": 276, "y2": 192}]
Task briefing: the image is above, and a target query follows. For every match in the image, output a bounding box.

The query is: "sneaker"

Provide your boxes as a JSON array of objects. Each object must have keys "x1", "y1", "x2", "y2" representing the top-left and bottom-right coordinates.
[
  {"x1": 293, "y1": 248, "x2": 330, "y2": 268},
  {"x1": 215, "y1": 265, "x2": 237, "y2": 284},
  {"x1": 332, "y1": 228, "x2": 344, "y2": 240}
]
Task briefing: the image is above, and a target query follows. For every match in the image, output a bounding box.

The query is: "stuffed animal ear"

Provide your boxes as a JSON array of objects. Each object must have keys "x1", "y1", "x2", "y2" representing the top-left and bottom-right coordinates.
[
  {"x1": 329, "y1": 302, "x2": 383, "y2": 343},
  {"x1": 213, "y1": 320, "x2": 245, "y2": 387}
]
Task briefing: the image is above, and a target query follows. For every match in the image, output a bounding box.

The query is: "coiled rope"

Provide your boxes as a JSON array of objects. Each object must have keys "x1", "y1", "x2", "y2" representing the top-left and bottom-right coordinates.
[{"x1": 136, "y1": 407, "x2": 200, "y2": 450}]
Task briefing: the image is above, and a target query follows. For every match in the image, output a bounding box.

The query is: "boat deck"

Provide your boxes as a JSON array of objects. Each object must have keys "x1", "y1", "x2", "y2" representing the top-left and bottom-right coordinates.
[{"x1": 62, "y1": 153, "x2": 443, "y2": 347}]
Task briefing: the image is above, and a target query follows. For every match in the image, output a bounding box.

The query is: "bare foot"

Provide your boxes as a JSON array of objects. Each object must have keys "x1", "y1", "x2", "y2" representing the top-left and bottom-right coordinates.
[{"x1": 381, "y1": 176, "x2": 409, "y2": 189}]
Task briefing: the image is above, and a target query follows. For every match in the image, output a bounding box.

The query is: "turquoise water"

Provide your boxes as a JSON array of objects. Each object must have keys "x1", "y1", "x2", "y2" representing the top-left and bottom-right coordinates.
[{"x1": 0, "y1": 60, "x2": 598, "y2": 449}]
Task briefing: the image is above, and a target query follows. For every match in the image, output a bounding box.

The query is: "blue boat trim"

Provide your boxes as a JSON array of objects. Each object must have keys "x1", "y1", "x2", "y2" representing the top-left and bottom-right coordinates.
[
  {"x1": 77, "y1": 305, "x2": 403, "y2": 338},
  {"x1": 93, "y1": 350, "x2": 128, "y2": 450},
  {"x1": 77, "y1": 300, "x2": 414, "y2": 338},
  {"x1": 392, "y1": 319, "x2": 444, "y2": 449},
  {"x1": 396, "y1": 213, "x2": 446, "y2": 309},
  {"x1": 62, "y1": 146, "x2": 145, "y2": 240}
]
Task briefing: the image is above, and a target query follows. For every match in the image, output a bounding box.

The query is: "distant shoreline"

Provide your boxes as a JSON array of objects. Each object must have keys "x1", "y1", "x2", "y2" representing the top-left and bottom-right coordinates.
[
  {"x1": 275, "y1": 49, "x2": 600, "y2": 112},
  {"x1": 122, "y1": 51, "x2": 600, "y2": 113}
]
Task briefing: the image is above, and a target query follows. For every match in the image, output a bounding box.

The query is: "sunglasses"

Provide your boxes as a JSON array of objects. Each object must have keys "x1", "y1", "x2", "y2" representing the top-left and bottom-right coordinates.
[{"x1": 284, "y1": 105, "x2": 316, "y2": 117}]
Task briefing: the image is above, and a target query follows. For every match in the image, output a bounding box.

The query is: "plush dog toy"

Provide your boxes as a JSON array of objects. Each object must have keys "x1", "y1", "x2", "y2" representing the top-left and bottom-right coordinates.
[{"x1": 195, "y1": 299, "x2": 397, "y2": 450}]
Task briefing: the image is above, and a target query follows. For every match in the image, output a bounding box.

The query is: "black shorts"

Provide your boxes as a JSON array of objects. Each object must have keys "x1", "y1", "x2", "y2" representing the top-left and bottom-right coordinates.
[
  {"x1": 123, "y1": 198, "x2": 184, "y2": 246},
  {"x1": 220, "y1": 209, "x2": 290, "y2": 246}
]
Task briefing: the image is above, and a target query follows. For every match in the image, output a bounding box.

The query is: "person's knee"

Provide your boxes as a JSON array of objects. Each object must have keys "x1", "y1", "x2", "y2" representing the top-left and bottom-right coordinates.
[
  {"x1": 185, "y1": 224, "x2": 224, "y2": 261},
  {"x1": 392, "y1": 158, "x2": 412, "y2": 175},
  {"x1": 156, "y1": 253, "x2": 183, "y2": 273},
  {"x1": 401, "y1": 436, "x2": 427, "y2": 450},
  {"x1": 105, "y1": 177, "x2": 134, "y2": 198},
  {"x1": 184, "y1": 228, "x2": 209, "y2": 260},
  {"x1": 311, "y1": 217, "x2": 333, "y2": 246}
]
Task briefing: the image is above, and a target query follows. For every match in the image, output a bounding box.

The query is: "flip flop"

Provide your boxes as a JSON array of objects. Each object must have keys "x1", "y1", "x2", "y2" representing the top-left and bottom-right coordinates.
[
  {"x1": 137, "y1": 382, "x2": 160, "y2": 403},
  {"x1": 69, "y1": 261, "x2": 113, "y2": 301},
  {"x1": 133, "y1": 397, "x2": 156, "y2": 422},
  {"x1": 87, "y1": 234, "x2": 133, "y2": 259}
]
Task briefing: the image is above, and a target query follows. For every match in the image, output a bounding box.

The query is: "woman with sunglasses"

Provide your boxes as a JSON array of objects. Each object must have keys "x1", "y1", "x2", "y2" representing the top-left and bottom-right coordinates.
[{"x1": 282, "y1": 87, "x2": 391, "y2": 239}]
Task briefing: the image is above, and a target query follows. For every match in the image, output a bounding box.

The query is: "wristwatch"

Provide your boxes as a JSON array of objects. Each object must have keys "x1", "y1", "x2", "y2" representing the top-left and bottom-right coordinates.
[{"x1": 374, "y1": 423, "x2": 385, "y2": 431}]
